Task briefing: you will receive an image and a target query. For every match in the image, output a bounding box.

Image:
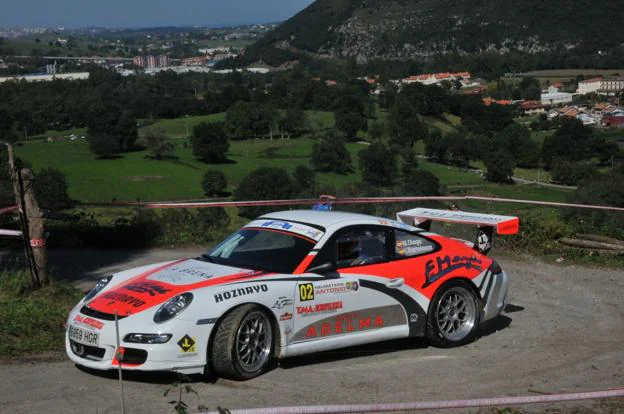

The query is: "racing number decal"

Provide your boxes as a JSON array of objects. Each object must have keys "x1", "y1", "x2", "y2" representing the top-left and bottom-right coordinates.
[{"x1": 299, "y1": 283, "x2": 314, "y2": 301}]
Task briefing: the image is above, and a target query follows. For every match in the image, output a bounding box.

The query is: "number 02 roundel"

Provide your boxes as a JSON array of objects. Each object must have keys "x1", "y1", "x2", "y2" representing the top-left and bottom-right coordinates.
[{"x1": 299, "y1": 283, "x2": 314, "y2": 301}]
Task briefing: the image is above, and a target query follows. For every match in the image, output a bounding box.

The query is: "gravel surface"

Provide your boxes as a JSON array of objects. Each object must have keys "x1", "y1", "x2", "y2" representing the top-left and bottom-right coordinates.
[{"x1": 0, "y1": 249, "x2": 623, "y2": 413}]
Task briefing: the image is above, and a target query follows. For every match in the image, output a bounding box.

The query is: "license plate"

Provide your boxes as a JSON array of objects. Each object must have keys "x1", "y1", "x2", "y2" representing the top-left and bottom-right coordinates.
[{"x1": 68, "y1": 325, "x2": 99, "y2": 347}]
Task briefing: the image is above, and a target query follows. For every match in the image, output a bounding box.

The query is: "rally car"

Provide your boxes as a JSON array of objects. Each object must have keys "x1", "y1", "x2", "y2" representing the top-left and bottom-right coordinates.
[{"x1": 66, "y1": 208, "x2": 518, "y2": 380}]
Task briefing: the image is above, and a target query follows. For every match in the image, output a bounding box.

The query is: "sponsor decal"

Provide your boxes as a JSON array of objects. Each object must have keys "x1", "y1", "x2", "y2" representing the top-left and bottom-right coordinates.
[
  {"x1": 73, "y1": 314, "x2": 105, "y2": 330},
  {"x1": 298, "y1": 283, "x2": 314, "y2": 301},
  {"x1": 476, "y1": 230, "x2": 492, "y2": 253},
  {"x1": 214, "y1": 284, "x2": 268, "y2": 303},
  {"x1": 101, "y1": 292, "x2": 146, "y2": 308},
  {"x1": 272, "y1": 296, "x2": 293, "y2": 310},
  {"x1": 124, "y1": 282, "x2": 171, "y2": 296},
  {"x1": 177, "y1": 335, "x2": 197, "y2": 353},
  {"x1": 167, "y1": 266, "x2": 214, "y2": 280},
  {"x1": 293, "y1": 305, "x2": 406, "y2": 342},
  {"x1": 424, "y1": 255, "x2": 483, "y2": 288},
  {"x1": 314, "y1": 281, "x2": 359, "y2": 296},
  {"x1": 305, "y1": 315, "x2": 384, "y2": 338},
  {"x1": 410, "y1": 313, "x2": 418, "y2": 323},
  {"x1": 280, "y1": 312, "x2": 293, "y2": 321},
  {"x1": 297, "y1": 301, "x2": 343, "y2": 316}
]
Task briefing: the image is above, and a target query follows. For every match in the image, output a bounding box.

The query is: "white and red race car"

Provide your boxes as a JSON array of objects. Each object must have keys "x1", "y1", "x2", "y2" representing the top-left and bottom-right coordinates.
[{"x1": 66, "y1": 208, "x2": 518, "y2": 380}]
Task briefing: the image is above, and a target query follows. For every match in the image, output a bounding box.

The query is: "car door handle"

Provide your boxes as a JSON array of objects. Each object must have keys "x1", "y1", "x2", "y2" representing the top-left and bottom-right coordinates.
[{"x1": 386, "y1": 278, "x2": 404, "y2": 289}]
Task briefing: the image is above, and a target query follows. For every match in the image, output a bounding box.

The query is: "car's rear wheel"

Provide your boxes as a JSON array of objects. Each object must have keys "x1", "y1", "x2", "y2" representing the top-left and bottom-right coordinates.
[
  {"x1": 426, "y1": 280, "x2": 480, "y2": 348},
  {"x1": 211, "y1": 304, "x2": 274, "y2": 380}
]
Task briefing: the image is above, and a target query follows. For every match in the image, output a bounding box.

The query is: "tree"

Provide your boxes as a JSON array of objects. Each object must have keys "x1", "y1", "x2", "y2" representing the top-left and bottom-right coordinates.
[
  {"x1": 143, "y1": 130, "x2": 174, "y2": 160},
  {"x1": 280, "y1": 106, "x2": 307, "y2": 138},
  {"x1": 424, "y1": 130, "x2": 452, "y2": 163},
  {"x1": 359, "y1": 142, "x2": 397, "y2": 186},
  {"x1": 388, "y1": 95, "x2": 428, "y2": 149},
  {"x1": 293, "y1": 165, "x2": 316, "y2": 194},
  {"x1": 542, "y1": 118, "x2": 592, "y2": 169},
  {"x1": 234, "y1": 168, "x2": 299, "y2": 218},
  {"x1": 191, "y1": 122, "x2": 229, "y2": 163},
  {"x1": 86, "y1": 104, "x2": 137, "y2": 156},
  {"x1": 225, "y1": 101, "x2": 277, "y2": 139},
  {"x1": 88, "y1": 132, "x2": 119, "y2": 158},
  {"x1": 484, "y1": 150, "x2": 516, "y2": 183},
  {"x1": 201, "y1": 169, "x2": 227, "y2": 196},
  {"x1": 368, "y1": 122, "x2": 385, "y2": 141},
  {"x1": 33, "y1": 168, "x2": 73, "y2": 210},
  {"x1": 311, "y1": 131, "x2": 353, "y2": 174},
  {"x1": 335, "y1": 107, "x2": 367, "y2": 141}
]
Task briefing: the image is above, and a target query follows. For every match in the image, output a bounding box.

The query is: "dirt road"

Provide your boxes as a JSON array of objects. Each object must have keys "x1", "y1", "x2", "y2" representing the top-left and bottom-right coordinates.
[{"x1": 0, "y1": 250, "x2": 623, "y2": 413}]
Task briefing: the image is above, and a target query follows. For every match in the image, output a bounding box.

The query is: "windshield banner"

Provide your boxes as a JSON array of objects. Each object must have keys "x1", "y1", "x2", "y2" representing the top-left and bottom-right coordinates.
[{"x1": 244, "y1": 220, "x2": 324, "y2": 242}]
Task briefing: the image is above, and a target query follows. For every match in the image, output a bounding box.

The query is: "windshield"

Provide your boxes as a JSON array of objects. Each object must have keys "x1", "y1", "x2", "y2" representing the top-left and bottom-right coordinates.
[{"x1": 204, "y1": 229, "x2": 316, "y2": 274}]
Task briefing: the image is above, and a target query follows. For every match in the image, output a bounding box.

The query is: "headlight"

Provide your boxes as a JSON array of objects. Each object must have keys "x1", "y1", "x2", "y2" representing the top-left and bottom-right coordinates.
[
  {"x1": 83, "y1": 276, "x2": 112, "y2": 302},
  {"x1": 153, "y1": 293, "x2": 193, "y2": 324},
  {"x1": 124, "y1": 333, "x2": 172, "y2": 344}
]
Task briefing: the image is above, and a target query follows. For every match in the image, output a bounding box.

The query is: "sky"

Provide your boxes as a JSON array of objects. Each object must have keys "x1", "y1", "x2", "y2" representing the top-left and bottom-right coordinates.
[{"x1": 0, "y1": 0, "x2": 316, "y2": 28}]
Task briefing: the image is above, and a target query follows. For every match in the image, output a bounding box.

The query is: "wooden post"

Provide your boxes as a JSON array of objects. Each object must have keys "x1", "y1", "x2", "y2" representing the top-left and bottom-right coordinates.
[
  {"x1": 19, "y1": 168, "x2": 48, "y2": 287},
  {"x1": 5, "y1": 144, "x2": 40, "y2": 288}
]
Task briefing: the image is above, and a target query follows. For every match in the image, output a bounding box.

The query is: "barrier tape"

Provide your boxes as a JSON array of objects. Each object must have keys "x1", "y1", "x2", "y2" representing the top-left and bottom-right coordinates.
[
  {"x1": 0, "y1": 229, "x2": 22, "y2": 237},
  {"x1": 145, "y1": 196, "x2": 624, "y2": 212},
  {"x1": 0, "y1": 205, "x2": 18, "y2": 215},
  {"x1": 206, "y1": 388, "x2": 624, "y2": 414},
  {"x1": 30, "y1": 238, "x2": 46, "y2": 248}
]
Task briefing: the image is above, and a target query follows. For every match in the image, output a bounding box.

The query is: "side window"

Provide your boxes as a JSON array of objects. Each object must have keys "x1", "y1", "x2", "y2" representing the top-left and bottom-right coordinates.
[
  {"x1": 394, "y1": 230, "x2": 436, "y2": 258},
  {"x1": 336, "y1": 228, "x2": 387, "y2": 268}
]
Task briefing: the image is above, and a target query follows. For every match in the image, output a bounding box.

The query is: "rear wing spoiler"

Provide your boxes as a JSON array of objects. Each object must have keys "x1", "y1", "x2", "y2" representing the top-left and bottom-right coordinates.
[{"x1": 396, "y1": 208, "x2": 519, "y2": 255}]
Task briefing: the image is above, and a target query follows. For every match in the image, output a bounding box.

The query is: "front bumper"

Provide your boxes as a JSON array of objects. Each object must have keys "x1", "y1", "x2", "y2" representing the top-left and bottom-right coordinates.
[
  {"x1": 65, "y1": 308, "x2": 211, "y2": 375},
  {"x1": 481, "y1": 270, "x2": 509, "y2": 322}
]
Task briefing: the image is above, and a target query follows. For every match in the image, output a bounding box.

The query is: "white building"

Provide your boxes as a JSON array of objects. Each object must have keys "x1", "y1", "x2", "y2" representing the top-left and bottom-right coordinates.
[
  {"x1": 577, "y1": 78, "x2": 602, "y2": 95},
  {"x1": 541, "y1": 92, "x2": 573, "y2": 106}
]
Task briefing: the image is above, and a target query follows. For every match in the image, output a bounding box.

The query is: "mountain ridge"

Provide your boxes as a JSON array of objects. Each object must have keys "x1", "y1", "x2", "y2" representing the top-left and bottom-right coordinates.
[{"x1": 244, "y1": 0, "x2": 624, "y2": 64}]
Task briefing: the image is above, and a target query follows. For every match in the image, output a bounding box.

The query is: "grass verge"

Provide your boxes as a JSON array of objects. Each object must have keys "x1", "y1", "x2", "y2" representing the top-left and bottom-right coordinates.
[{"x1": 0, "y1": 272, "x2": 83, "y2": 358}]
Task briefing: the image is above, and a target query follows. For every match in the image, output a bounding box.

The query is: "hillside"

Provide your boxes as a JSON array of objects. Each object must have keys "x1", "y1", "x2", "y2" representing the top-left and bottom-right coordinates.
[{"x1": 245, "y1": 0, "x2": 624, "y2": 63}]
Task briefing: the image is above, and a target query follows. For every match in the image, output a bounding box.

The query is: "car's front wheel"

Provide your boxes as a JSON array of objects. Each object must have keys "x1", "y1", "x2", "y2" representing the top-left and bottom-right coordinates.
[
  {"x1": 211, "y1": 304, "x2": 274, "y2": 380},
  {"x1": 426, "y1": 280, "x2": 480, "y2": 348}
]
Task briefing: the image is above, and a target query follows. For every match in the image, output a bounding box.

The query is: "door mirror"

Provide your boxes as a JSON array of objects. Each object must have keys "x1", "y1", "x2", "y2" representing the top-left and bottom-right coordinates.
[{"x1": 307, "y1": 261, "x2": 338, "y2": 277}]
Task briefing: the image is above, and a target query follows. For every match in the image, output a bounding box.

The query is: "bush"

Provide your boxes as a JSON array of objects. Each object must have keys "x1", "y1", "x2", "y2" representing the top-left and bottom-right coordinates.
[
  {"x1": 156, "y1": 208, "x2": 230, "y2": 246},
  {"x1": 201, "y1": 169, "x2": 227, "y2": 196},
  {"x1": 402, "y1": 170, "x2": 441, "y2": 196},
  {"x1": 565, "y1": 171, "x2": 624, "y2": 238},
  {"x1": 191, "y1": 122, "x2": 229, "y2": 163},
  {"x1": 33, "y1": 168, "x2": 73, "y2": 210},
  {"x1": 311, "y1": 131, "x2": 353, "y2": 174},
  {"x1": 551, "y1": 160, "x2": 599, "y2": 186},
  {"x1": 234, "y1": 168, "x2": 299, "y2": 218}
]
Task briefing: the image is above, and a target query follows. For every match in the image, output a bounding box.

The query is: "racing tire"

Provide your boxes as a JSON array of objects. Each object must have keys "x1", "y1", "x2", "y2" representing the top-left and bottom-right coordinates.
[
  {"x1": 426, "y1": 279, "x2": 481, "y2": 348},
  {"x1": 211, "y1": 304, "x2": 274, "y2": 380}
]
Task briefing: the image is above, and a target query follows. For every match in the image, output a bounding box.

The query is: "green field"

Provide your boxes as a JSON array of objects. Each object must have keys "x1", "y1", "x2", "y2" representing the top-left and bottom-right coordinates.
[
  {"x1": 14, "y1": 137, "x2": 372, "y2": 202},
  {"x1": 14, "y1": 110, "x2": 564, "y2": 203}
]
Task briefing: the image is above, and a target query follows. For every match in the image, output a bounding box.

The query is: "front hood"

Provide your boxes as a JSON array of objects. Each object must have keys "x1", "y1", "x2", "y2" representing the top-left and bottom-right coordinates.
[{"x1": 84, "y1": 259, "x2": 265, "y2": 317}]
